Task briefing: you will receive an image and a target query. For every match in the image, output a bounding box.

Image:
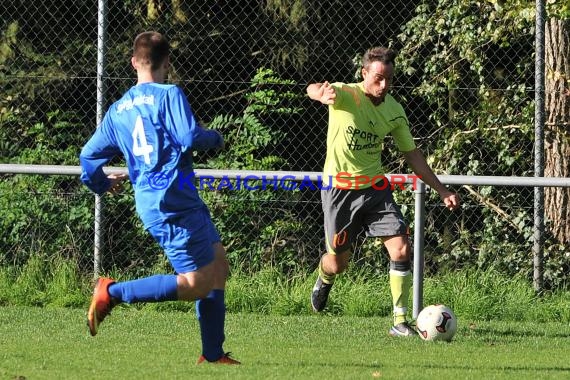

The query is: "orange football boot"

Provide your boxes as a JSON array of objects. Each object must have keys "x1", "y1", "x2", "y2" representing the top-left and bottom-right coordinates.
[
  {"x1": 197, "y1": 352, "x2": 241, "y2": 365},
  {"x1": 87, "y1": 277, "x2": 117, "y2": 336}
]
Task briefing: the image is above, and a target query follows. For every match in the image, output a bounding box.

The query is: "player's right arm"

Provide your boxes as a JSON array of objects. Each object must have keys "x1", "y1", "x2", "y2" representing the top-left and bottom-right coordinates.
[
  {"x1": 307, "y1": 81, "x2": 337, "y2": 105},
  {"x1": 79, "y1": 115, "x2": 122, "y2": 195}
]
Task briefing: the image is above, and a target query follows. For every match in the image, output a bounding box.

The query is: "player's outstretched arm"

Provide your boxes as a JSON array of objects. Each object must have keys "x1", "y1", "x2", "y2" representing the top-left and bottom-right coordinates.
[
  {"x1": 403, "y1": 148, "x2": 460, "y2": 211},
  {"x1": 307, "y1": 81, "x2": 336, "y2": 105}
]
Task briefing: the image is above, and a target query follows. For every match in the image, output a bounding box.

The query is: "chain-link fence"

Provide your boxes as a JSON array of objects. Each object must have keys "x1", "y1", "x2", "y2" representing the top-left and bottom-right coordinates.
[{"x1": 1, "y1": 1, "x2": 569, "y2": 287}]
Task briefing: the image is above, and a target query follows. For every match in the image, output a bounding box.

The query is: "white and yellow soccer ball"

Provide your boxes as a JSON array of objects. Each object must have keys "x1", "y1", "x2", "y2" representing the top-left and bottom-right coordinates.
[{"x1": 416, "y1": 304, "x2": 457, "y2": 342}]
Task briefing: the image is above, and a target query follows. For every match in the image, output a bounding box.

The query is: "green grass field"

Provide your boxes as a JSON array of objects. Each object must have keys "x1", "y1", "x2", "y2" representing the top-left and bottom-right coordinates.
[{"x1": 1, "y1": 306, "x2": 569, "y2": 380}]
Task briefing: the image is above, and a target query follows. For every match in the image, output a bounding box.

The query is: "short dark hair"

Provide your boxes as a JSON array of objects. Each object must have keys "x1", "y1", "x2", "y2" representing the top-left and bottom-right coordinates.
[
  {"x1": 133, "y1": 31, "x2": 170, "y2": 71},
  {"x1": 362, "y1": 47, "x2": 397, "y2": 68}
]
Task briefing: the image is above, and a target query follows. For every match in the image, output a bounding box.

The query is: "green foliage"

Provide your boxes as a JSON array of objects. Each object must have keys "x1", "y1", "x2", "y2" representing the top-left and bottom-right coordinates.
[
  {"x1": 3, "y1": 261, "x2": 570, "y2": 323},
  {"x1": 0, "y1": 18, "x2": 94, "y2": 163},
  {"x1": 245, "y1": 68, "x2": 302, "y2": 114},
  {"x1": 0, "y1": 175, "x2": 94, "y2": 271},
  {"x1": 1, "y1": 254, "x2": 86, "y2": 307},
  {"x1": 1, "y1": 0, "x2": 567, "y2": 288},
  {"x1": 231, "y1": 266, "x2": 570, "y2": 321},
  {"x1": 90, "y1": 186, "x2": 168, "y2": 279},
  {"x1": 398, "y1": 0, "x2": 535, "y2": 176},
  {"x1": 395, "y1": 0, "x2": 569, "y2": 285},
  {"x1": 205, "y1": 68, "x2": 300, "y2": 170},
  {"x1": 547, "y1": 0, "x2": 570, "y2": 18},
  {"x1": 0, "y1": 21, "x2": 18, "y2": 66},
  {"x1": 196, "y1": 68, "x2": 320, "y2": 274}
]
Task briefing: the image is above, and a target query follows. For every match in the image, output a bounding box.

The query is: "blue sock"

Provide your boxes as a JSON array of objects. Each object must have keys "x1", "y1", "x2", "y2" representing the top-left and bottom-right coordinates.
[
  {"x1": 108, "y1": 275, "x2": 178, "y2": 303},
  {"x1": 196, "y1": 289, "x2": 226, "y2": 361}
]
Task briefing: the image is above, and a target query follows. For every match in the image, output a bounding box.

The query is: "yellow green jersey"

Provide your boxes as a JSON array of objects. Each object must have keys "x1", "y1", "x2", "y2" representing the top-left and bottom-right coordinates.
[{"x1": 323, "y1": 82, "x2": 416, "y2": 189}]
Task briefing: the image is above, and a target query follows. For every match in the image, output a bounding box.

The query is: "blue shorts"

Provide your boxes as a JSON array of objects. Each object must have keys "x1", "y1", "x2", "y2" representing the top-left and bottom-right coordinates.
[{"x1": 147, "y1": 206, "x2": 221, "y2": 273}]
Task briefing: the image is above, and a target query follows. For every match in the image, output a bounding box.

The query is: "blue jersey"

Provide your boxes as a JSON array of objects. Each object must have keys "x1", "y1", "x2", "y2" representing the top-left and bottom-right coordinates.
[{"x1": 80, "y1": 83, "x2": 222, "y2": 229}]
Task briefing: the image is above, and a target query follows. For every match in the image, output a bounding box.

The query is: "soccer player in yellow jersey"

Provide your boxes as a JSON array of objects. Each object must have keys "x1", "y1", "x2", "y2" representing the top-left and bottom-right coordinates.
[{"x1": 307, "y1": 46, "x2": 460, "y2": 336}]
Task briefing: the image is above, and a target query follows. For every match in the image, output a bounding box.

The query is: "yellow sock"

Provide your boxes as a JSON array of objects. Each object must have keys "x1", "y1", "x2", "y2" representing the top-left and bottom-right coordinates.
[
  {"x1": 318, "y1": 259, "x2": 336, "y2": 285},
  {"x1": 389, "y1": 269, "x2": 412, "y2": 325}
]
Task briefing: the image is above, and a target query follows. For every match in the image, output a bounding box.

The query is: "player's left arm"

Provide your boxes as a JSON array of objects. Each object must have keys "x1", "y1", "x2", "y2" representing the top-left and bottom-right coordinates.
[
  {"x1": 403, "y1": 148, "x2": 460, "y2": 211},
  {"x1": 164, "y1": 87, "x2": 224, "y2": 151},
  {"x1": 192, "y1": 126, "x2": 224, "y2": 151}
]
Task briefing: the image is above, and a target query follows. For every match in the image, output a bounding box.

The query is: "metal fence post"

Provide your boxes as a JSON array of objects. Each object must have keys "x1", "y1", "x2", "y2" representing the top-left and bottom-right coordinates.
[
  {"x1": 412, "y1": 180, "x2": 426, "y2": 319},
  {"x1": 94, "y1": 0, "x2": 108, "y2": 278},
  {"x1": 533, "y1": 0, "x2": 545, "y2": 293},
  {"x1": 94, "y1": 195, "x2": 103, "y2": 278}
]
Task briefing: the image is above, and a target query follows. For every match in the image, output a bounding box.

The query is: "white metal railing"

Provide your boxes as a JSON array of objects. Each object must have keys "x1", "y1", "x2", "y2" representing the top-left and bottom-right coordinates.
[{"x1": 1, "y1": 164, "x2": 569, "y2": 316}]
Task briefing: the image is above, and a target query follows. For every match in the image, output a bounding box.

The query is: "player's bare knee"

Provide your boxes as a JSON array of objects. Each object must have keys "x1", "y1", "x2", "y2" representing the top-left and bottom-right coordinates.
[
  {"x1": 190, "y1": 276, "x2": 215, "y2": 299},
  {"x1": 384, "y1": 235, "x2": 411, "y2": 261},
  {"x1": 194, "y1": 284, "x2": 213, "y2": 300},
  {"x1": 177, "y1": 270, "x2": 214, "y2": 300},
  {"x1": 213, "y1": 243, "x2": 230, "y2": 280},
  {"x1": 218, "y1": 256, "x2": 229, "y2": 278},
  {"x1": 390, "y1": 247, "x2": 410, "y2": 262},
  {"x1": 210, "y1": 256, "x2": 229, "y2": 285}
]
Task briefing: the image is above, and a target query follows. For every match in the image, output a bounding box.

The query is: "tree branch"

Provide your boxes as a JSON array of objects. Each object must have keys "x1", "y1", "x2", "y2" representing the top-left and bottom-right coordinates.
[{"x1": 462, "y1": 184, "x2": 523, "y2": 233}]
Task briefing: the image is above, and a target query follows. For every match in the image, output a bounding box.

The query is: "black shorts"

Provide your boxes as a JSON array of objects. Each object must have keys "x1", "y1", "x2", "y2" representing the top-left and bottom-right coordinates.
[{"x1": 321, "y1": 178, "x2": 409, "y2": 254}]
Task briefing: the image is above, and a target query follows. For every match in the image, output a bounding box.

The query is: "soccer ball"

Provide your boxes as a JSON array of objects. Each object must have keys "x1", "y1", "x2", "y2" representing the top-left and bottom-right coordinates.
[{"x1": 416, "y1": 304, "x2": 457, "y2": 342}]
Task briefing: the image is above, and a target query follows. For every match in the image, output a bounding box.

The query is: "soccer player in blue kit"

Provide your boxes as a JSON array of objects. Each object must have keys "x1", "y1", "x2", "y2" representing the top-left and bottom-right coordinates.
[{"x1": 79, "y1": 31, "x2": 240, "y2": 364}]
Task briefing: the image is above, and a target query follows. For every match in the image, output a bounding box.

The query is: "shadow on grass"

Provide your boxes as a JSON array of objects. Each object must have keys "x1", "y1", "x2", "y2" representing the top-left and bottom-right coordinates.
[
  {"x1": 252, "y1": 360, "x2": 570, "y2": 374},
  {"x1": 415, "y1": 363, "x2": 570, "y2": 373},
  {"x1": 467, "y1": 326, "x2": 570, "y2": 339}
]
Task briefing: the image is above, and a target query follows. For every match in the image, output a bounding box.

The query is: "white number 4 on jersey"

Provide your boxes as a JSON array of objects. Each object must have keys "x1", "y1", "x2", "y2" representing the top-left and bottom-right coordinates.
[{"x1": 132, "y1": 116, "x2": 154, "y2": 165}]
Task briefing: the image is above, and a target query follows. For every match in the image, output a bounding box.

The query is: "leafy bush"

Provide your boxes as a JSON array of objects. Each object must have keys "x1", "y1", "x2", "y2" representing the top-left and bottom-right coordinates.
[
  {"x1": 393, "y1": 0, "x2": 569, "y2": 287},
  {"x1": 194, "y1": 68, "x2": 324, "y2": 274}
]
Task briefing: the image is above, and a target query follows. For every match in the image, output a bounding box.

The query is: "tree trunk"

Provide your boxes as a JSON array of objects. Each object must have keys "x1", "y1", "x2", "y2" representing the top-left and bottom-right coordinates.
[{"x1": 544, "y1": 18, "x2": 570, "y2": 245}]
